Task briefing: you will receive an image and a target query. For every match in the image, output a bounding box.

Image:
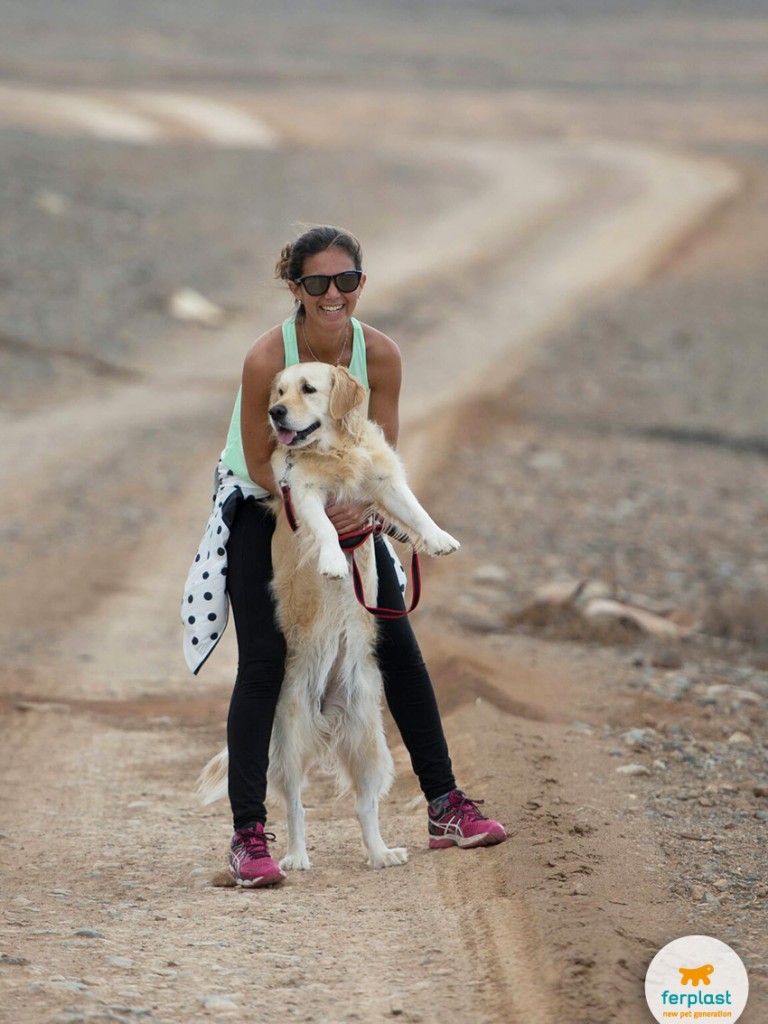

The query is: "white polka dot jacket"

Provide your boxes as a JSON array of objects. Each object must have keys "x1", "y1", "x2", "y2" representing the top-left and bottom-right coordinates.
[{"x1": 181, "y1": 460, "x2": 267, "y2": 674}]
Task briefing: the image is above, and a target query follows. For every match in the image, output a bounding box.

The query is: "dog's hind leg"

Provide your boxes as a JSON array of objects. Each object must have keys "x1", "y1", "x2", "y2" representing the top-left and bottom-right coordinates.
[
  {"x1": 337, "y1": 713, "x2": 408, "y2": 870},
  {"x1": 357, "y1": 794, "x2": 408, "y2": 869},
  {"x1": 280, "y1": 780, "x2": 311, "y2": 872},
  {"x1": 269, "y1": 692, "x2": 314, "y2": 872},
  {"x1": 354, "y1": 769, "x2": 409, "y2": 870}
]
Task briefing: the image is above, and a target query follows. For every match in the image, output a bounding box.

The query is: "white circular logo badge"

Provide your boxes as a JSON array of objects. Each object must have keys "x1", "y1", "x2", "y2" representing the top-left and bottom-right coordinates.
[{"x1": 645, "y1": 935, "x2": 749, "y2": 1023}]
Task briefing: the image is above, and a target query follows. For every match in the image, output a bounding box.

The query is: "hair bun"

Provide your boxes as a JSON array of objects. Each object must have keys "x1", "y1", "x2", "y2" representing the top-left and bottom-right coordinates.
[{"x1": 274, "y1": 243, "x2": 293, "y2": 281}]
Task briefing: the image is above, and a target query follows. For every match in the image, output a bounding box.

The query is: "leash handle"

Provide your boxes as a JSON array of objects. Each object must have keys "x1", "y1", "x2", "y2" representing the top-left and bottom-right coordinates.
[{"x1": 351, "y1": 546, "x2": 421, "y2": 620}]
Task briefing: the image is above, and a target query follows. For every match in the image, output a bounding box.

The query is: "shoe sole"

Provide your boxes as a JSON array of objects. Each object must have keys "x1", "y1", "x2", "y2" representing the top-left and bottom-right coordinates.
[
  {"x1": 228, "y1": 866, "x2": 286, "y2": 887},
  {"x1": 429, "y1": 830, "x2": 507, "y2": 849}
]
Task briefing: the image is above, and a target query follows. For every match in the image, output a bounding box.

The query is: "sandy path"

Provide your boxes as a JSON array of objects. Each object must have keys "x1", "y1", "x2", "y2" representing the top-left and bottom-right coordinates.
[
  {"x1": 0, "y1": 133, "x2": 740, "y2": 1023},
  {"x1": 0, "y1": 85, "x2": 279, "y2": 148}
]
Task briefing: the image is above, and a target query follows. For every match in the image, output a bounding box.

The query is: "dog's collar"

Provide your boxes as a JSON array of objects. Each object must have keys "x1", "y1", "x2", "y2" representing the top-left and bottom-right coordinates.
[{"x1": 292, "y1": 420, "x2": 321, "y2": 444}]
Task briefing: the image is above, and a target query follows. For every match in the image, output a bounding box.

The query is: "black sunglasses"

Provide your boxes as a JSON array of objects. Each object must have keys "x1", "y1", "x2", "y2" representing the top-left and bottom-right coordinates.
[{"x1": 294, "y1": 270, "x2": 363, "y2": 296}]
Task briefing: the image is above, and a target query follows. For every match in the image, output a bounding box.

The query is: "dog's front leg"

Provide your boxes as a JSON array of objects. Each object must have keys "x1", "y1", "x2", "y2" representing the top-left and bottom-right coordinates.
[
  {"x1": 291, "y1": 484, "x2": 349, "y2": 578},
  {"x1": 372, "y1": 477, "x2": 460, "y2": 557}
]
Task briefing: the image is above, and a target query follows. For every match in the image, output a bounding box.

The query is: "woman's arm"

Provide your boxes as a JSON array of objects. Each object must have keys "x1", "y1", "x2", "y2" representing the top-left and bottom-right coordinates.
[
  {"x1": 240, "y1": 328, "x2": 286, "y2": 496},
  {"x1": 326, "y1": 325, "x2": 403, "y2": 534},
  {"x1": 365, "y1": 326, "x2": 403, "y2": 447}
]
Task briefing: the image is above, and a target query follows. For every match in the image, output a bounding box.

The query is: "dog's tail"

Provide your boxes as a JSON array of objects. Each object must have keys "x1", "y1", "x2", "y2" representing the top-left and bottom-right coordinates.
[{"x1": 197, "y1": 747, "x2": 229, "y2": 805}]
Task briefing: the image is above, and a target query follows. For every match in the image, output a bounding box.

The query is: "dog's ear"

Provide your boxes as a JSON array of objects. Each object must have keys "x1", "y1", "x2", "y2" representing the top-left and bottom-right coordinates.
[{"x1": 329, "y1": 366, "x2": 367, "y2": 420}]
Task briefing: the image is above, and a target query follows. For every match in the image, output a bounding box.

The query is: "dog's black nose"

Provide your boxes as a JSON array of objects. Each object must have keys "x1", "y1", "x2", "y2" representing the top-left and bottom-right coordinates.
[{"x1": 269, "y1": 404, "x2": 287, "y2": 421}]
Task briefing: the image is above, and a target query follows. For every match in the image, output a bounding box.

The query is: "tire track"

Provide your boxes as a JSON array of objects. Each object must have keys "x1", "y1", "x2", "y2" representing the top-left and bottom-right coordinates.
[{"x1": 0, "y1": 84, "x2": 279, "y2": 147}]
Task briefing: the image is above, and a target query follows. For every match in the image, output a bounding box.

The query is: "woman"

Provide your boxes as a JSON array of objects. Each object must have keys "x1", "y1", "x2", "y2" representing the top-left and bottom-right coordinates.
[{"x1": 183, "y1": 226, "x2": 507, "y2": 887}]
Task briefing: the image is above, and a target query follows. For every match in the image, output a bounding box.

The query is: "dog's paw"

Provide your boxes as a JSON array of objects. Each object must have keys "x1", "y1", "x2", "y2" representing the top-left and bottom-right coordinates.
[
  {"x1": 280, "y1": 852, "x2": 312, "y2": 871},
  {"x1": 368, "y1": 847, "x2": 409, "y2": 870},
  {"x1": 317, "y1": 548, "x2": 349, "y2": 578},
  {"x1": 421, "y1": 529, "x2": 460, "y2": 557}
]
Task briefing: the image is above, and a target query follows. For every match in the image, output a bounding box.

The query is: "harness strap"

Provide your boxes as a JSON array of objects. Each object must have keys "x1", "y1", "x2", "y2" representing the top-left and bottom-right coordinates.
[{"x1": 279, "y1": 481, "x2": 420, "y2": 619}]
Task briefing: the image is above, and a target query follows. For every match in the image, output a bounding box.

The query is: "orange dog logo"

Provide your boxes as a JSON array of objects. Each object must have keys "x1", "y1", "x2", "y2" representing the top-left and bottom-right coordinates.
[{"x1": 679, "y1": 964, "x2": 714, "y2": 987}]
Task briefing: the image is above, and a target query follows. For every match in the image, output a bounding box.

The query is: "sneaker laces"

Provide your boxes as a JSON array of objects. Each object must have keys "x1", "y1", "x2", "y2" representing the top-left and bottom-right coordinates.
[
  {"x1": 451, "y1": 792, "x2": 488, "y2": 822},
  {"x1": 235, "y1": 826, "x2": 276, "y2": 859}
]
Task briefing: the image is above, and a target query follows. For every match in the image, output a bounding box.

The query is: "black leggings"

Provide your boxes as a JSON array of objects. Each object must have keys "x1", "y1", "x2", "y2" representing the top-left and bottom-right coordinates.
[{"x1": 225, "y1": 497, "x2": 455, "y2": 828}]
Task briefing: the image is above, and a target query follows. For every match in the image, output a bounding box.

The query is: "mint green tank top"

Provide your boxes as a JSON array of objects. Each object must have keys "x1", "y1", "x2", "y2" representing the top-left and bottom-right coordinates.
[{"x1": 220, "y1": 316, "x2": 369, "y2": 488}]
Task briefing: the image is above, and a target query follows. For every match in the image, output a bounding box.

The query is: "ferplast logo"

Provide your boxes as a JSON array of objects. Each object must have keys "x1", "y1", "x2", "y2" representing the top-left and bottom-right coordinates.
[{"x1": 645, "y1": 936, "x2": 749, "y2": 1023}]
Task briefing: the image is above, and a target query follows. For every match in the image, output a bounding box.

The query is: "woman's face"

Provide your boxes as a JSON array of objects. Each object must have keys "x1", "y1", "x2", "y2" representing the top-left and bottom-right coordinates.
[{"x1": 288, "y1": 247, "x2": 365, "y2": 331}]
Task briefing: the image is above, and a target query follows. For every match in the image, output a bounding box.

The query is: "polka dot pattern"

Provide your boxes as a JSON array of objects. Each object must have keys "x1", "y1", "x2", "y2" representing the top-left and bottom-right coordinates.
[
  {"x1": 182, "y1": 460, "x2": 269, "y2": 675},
  {"x1": 380, "y1": 536, "x2": 407, "y2": 596}
]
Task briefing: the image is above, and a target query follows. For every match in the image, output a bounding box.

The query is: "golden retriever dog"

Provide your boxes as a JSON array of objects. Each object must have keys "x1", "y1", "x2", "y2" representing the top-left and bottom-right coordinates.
[{"x1": 199, "y1": 362, "x2": 459, "y2": 871}]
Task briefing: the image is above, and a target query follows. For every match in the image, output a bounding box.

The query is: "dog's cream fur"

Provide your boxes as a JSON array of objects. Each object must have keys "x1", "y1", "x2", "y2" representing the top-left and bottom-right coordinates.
[{"x1": 198, "y1": 362, "x2": 459, "y2": 871}]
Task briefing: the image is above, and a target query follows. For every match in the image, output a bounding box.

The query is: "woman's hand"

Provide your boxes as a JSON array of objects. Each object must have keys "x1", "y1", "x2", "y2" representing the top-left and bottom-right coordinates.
[{"x1": 325, "y1": 502, "x2": 371, "y2": 536}]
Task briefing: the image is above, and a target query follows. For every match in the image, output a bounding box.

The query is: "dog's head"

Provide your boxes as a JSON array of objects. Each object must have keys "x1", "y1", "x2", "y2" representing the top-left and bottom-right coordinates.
[{"x1": 268, "y1": 363, "x2": 368, "y2": 449}]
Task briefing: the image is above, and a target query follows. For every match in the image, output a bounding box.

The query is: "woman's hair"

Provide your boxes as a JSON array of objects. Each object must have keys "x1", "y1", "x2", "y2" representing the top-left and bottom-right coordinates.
[{"x1": 275, "y1": 226, "x2": 363, "y2": 297}]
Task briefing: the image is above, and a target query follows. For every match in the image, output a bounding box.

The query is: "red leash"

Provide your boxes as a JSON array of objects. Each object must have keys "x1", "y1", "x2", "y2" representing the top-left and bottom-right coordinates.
[{"x1": 279, "y1": 481, "x2": 421, "y2": 619}]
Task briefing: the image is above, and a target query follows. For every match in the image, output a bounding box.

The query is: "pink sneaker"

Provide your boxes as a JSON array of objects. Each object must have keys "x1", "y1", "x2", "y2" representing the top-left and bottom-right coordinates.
[
  {"x1": 428, "y1": 790, "x2": 508, "y2": 849},
  {"x1": 229, "y1": 823, "x2": 286, "y2": 887}
]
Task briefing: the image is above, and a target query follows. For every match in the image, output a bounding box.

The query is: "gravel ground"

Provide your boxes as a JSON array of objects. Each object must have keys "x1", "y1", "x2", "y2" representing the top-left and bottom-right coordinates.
[{"x1": 440, "y1": 159, "x2": 768, "y2": 643}]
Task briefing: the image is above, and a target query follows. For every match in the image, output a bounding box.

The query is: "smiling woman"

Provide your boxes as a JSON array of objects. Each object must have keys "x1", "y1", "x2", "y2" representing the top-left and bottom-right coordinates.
[{"x1": 182, "y1": 224, "x2": 507, "y2": 887}]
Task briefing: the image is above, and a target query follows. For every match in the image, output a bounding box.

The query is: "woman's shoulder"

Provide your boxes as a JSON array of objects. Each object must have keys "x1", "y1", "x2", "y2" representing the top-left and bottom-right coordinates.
[
  {"x1": 243, "y1": 323, "x2": 286, "y2": 378},
  {"x1": 358, "y1": 321, "x2": 402, "y2": 369}
]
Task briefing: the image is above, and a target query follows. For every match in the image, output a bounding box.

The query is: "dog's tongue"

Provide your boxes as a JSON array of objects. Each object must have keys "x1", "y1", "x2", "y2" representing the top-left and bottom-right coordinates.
[{"x1": 277, "y1": 428, "x2": 297, "y2": 446}]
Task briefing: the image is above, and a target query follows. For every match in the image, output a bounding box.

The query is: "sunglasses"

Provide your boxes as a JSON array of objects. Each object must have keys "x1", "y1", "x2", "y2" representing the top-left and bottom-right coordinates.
[{"x1": 294, "y1": 270, "x2": 363, "y2": 296}]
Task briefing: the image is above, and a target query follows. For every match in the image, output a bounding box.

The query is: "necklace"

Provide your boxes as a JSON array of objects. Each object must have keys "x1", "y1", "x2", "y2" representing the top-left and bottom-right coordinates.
[{"x1": 299, "y1": 316, "x2": 349, "y2": 366}]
